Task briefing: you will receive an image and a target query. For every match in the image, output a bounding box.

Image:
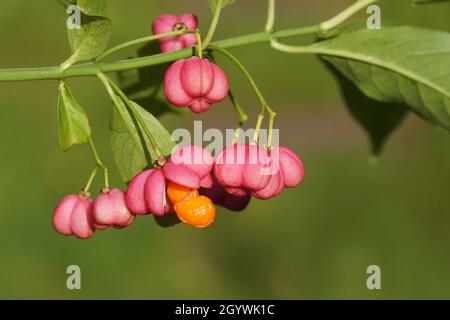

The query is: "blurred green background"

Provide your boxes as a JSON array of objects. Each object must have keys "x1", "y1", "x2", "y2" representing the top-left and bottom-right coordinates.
[{"x1": 0, "y1": 0, "x2": 449, "y2": 299}]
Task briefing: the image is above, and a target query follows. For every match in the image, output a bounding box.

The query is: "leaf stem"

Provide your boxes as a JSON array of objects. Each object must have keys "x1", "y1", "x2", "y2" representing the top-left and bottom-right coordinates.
[
  {"x1": 59, "y1": 54, "x2": 78, "y2": 72},
  {"x1": 267, "y1": 112, "x2": 277, "y2": 148},
  {"x1": 203, "y1": 0, "x2": 223, "y2": 49},
  {"x1": 252, "y1": 113, "x2": 265, "y2": 144},
  {"x1": 96, "y1": 30, "x2": 197, "y2": 62},
  {"x1": 196, "y1": 31, "x2": 203, "y2": 58},
  {"x1": 83, "y1": 166, "x2": 98, "y2": 193},
  {"x1": 265, "y1": 0, "x2": 276, "y2": 33},
  {"x1": 228, "y1": 90, "x2": 248, "y2": 143},
  {"x1": 228, "y1": 90, "x2": 248, "y2": 127},
  {"x1": 270, "y1": 39, "x2": 320, "y2": 54},
  {"x1": 88, "y1": 137, "x2": 109, "y2": 188},
  {"x1": 319, "y1": 0, "x2": 379, "y2": 33}
]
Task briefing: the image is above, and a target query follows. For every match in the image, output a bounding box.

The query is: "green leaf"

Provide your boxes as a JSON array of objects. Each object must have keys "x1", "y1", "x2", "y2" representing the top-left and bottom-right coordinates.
[
  {"x1": 324, "y1": 61, "x2": 407, "y2": 155},
  {"x1": 57, "y1": 82, "x2": 91, "y2": 152},
  {"x1": 313, "y1": 26, "x2": 450, "y2": 131},
  {"x1": 76, "y1": 0, "x2": 107, "y2": 16},
  {"x1": 319, "y1": 22, "x2": 407, "y2": 156},
  {"x1": 58, "y1": 0, "x2": 106, "y2": 16},
  {"x1": 207, "y1": 0, "x2": 236, "y2": 12},
  {"x1": 67, "y1": 14, "x2": 112, "y2": 62},
  {"x1": 117, "y1": 42, "x2": 185, "y2": 118},
  {"x1": 110, "y1": 99, "x2": 176, "y2": 182}
]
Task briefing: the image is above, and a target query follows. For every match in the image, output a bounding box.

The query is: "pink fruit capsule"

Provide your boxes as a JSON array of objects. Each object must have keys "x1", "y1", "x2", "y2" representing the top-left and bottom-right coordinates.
[
  {"x1": 252, "y1": 170, "x2": 285, "y2": 200},
  {"x1": 126, "y1": 169, "x2": 155, "y2": 215},
  {"x1": 200, "y1": 174, "x2": 213, "y2": 189},
  {"x1": 271, "y1": 146, "x2": 304, "y2": 188},
  {"x1": 152, "y1": 13, "x2": 198, "y2": 53},
  {"x1": 166, "y1": 145, "x2": 214, "y2": 188},
  {"x1": 162, "y1": 162, "x2": 200, "y2": 189},
  {"x1": 93, "y1": 189, "x2": 135, "y2": 229},
  {"x1": 200, "y1": 173, "x2": 251, "y2": 212},
  {"x1": 53, "y1": 194, "x2": 95, "y2": 239},
  {"x1": 241, "y1": 145, "x2": 271, "y2": 191},
  {"x1": 164, "y1": 57, "x2": 229, "y2": 113},
  {"x1": 213, "y1": 143, "x2": 304, "y2": 201},
  {"x1": 126, "y1": 168, "x2": 173, "y2": 216},
  {"x1": 170, "y1": 145, "x2": 214, "y2": 178},
  {"x1": 144, "y1": 169, "x2": 173, "y2": 216},
  {"x1": 215, "y1": 143, "x2": 273, "y2": 193},
  {"x1": 225, "y1": 187, "x2": 249, "y2": 197},
  {"x1": 214, "y1": 144, "x2": 247, "y2": 188}
]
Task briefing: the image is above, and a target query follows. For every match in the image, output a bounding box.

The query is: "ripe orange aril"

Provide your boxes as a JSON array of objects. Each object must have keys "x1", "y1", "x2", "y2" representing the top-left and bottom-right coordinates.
[
  {"x1": 167, "y1": 182, "x2": 215, "y2": 228},
  {"x1": 174, "y1": 196, "x2": 216, "y2": 228},
  {"x1": 167, "y1": 182, "x2": 198, "y2": 203}
]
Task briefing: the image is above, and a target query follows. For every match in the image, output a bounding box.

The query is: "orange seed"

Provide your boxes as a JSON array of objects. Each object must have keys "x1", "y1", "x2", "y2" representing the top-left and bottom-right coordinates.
[
  {"x1": 167, "y1": 182, "x2": 199, "y2": 204},
  {"x1": 174, "y1": 196, "x2": 216, "y2": 228}
]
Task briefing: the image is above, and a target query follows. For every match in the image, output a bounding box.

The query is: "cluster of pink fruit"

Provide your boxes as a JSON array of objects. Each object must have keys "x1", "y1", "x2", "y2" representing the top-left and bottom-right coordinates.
[
  {"x1": 214, "y1": 144, "x2": 304, "y2": 200},
  {"x1": 52, "y1": 13, "x2": 304, "y2": 238},
  {"x1": 53, "y1": 144, "x2": 304, "y2": 238},
  {"x1": 53, "y1": 188, "x2": 135, "y2": 239}
]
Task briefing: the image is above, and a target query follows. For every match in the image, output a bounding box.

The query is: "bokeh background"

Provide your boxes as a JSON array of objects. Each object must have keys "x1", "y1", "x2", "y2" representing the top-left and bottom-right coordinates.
[{"x1": 0, "y1": 0, "x2": 449, "y2": 299}]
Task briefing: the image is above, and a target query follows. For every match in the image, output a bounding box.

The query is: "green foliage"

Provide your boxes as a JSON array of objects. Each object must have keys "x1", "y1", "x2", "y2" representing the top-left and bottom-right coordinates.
[
  {"x1": 67, "y1": 15, "x2": 112, "y2": 62},
  {"x1": 325, "y1": 61, "x2": 407, "y2": 156},
  {"x1": 207, "y1": 0, "x2": 236, "y2": 13},
  {"x1": 315, "y1": 26, "x2": 450, "y2": 134},
  {"x1": 110, "y1": 99, "x2": 175, "y2": 182},
  {"x1": 57, "y1": 82, "x2": 91, "y2": 152},
  {"x1": 61, "y1": 0, "x2": 111, "y2": 69},
  {"x1": 76, "y1": 0, "x2": 107, "y2": 16},
  {"x1": 57, "y1": 0, "x2": 107, "y2": 16},
  {"x1": 319, "y1": 22, "x2": 406, "y2": 155}
]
